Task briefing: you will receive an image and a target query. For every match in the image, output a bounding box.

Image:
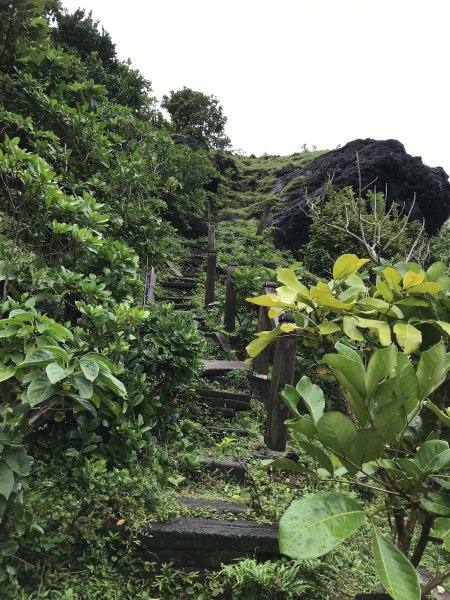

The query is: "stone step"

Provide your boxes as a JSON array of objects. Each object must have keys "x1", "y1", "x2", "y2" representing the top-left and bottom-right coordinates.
[
  {"x1": 197, "y1": 388, "x2": 251, "y2": 402},
  {"x1": 198, "y1": 397, "x2": 251, "y2": 412},
  {"x1": 161, "y1": 281, "x2": 197, "y2": 290},
  {"x1": 176, "y1": 497, "x2": 247, "y2": 515},
  {"x1": 201, "y1": 458, "x2": 247, "y2": 482},
  {"x1": 202, "y1": 360, "x2": 249, "y2": 375},
  {"x1": 110, "y1": 518, "x2": 278, "y2": 568}
]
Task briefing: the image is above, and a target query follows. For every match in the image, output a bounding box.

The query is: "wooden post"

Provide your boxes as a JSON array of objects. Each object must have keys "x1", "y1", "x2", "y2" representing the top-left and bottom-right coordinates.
[
  {"x1": 253, "y1": 281, "x2": 277, "y2": 375},
  {"x1": 256, "y1": 203, "x2": 271, "y2": 236},
  {"x1": 143, "y1": 267, "x2": 157, "y2": 305},
  {"x1": 264, "y1": 313, "x2": 298, "y2": 452},
  {"x1": 224, "y1": 262, "x2": 238, "y2": 333},
  {"x1": 205, "y1": 249, "x2": 218, "y2": 309},
  {"x1": 207, "y1": 223, "x2": 215, "y2": 252}
]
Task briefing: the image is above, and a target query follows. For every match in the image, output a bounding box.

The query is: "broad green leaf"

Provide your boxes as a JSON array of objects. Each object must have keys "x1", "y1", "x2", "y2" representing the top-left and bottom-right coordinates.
[
  {"x1": 349, "y1": 429, "x2": 384, "y2": 466},
  {"x1": 427, "y1": 262, "x2": 447, "y2": 282},
  {"x1": 18, "y1": 349, "x2": 58, "y2": 367},
  {"x1": 413, "y1": 440, "x2": 450, "y2": 473},
  {"x1": 286, "y1": 416, "x2": 317, "y2": 438},
  {"x1": 416, "y1": 341, "x2": 447, "y2": 401},
  {"x1": 372, "y1": 527, "x2": 420, "y2": 600},
  {"x1": 310, "y1": 287, "x2": 354, "y2": 310},
  {"x1": 376, "y1": 279, "x2": 394, "y2": 301},
  {"x1": 356, "y1": 318, "x2": 391, "y2": 346},
  {"x1": 421, "y1": 492, "x2": 450, "y2": 516},
  {"x1": 0, "y1": 364, "x2": 16, "y2": 382},
  {"x1": 68, "y1": 394, "x2": 97, "y2": 417},
  {"x1": 0, "y1": 540, "x2": 19, "y2": 557},
  {"x1": 280, "y1": 492, "x2": 365, "y2": 559},
  {"x1": 77, "y1": 353, "x2": 115, "y2": 373},
  {"x1": 296, "y1": 440, "x2": 333, "y2": 474},
  {"x1": 373, "y1": 398, "x2": 406, "y2": 442},
  {"x1": 434, "y1": 321, "x2": 450, "y2": 336},
  {"x1": 46, "y1": 362, "x2": 72, "y2": 384},
  {"x1": 27, "y1": 377, "x2": 55, "y2": 407},
  {"x1": 98, "y1": 371, "x2": 126, "y2": 398},
  {"x1": 73, "y1": 376, "x2": 93, "y2": 399},
  {"x1": 276, "y1": 286, "x2": 298, "y2": 304},
  {"x1": 365, "y1": 345, "x2": 397, "y2": 402},
  {"x1": 3, "y1": 448, "x2": 32, "y2": 476},
  {"x1": 425, "y1": 401, "x2": 450, "y2": 428},
  {"x1": 342, "y1": 316, "x2": 364, "y2": 341},
  {"x1": 0, "y1": 463, "x2": 14, "y2": 500},
  {"x1": 296, "y1": 376, "x2": 325, "y2": 423},
  {"x1": 317, "y1": 321, "x2": 341, "y2": 335},
  {"x1": 434, "y1": 518, "x2": 450, "y2": 551},
  {"x1": 281, "y1": 385, "x2": 301, "y2": 418},
  {"x1": 316, "y1": 412, "x2": 359, "y2": 473},
  {"x1": 395, "y1": 354, "x2": 419, "y2": 414},
  {"x1": 357, "y1": 297, "x2": 403, "y2": 319},
  {"x1": 276, "y1": 268, "x2": 309, "y2": 297},
  {"x1": 409, "y1": 282, "x2": 442, "y2": 295},
  {"x1": 80, "y1": 358, "x2": 100, "y2": 382},
  {"x1": 333, "y1": 255, "x2": 370, "y2": 282},
  {"x1": 393, "y1": 324, "x2": 422, "y2": 354},
  {"x1": 246, "y1": 327, "x2": 281, "y2": 358},
  {"x1": 383, "y1": 267, "x2": 402, "y2": 292}
]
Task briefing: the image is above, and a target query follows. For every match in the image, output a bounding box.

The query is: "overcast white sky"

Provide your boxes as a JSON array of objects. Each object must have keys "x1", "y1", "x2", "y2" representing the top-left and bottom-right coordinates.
[{"x1": 62, "y1": 0, "x2": 450, "y2": 173}]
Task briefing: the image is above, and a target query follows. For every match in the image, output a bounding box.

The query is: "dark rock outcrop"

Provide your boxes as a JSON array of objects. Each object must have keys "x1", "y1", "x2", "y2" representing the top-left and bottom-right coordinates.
[
  {"x1": 173, "y1": 134, "x2": 208, "y2": 152},
  {"x1": 269, "y1": 138, "x2": 450, "y2": 249}
]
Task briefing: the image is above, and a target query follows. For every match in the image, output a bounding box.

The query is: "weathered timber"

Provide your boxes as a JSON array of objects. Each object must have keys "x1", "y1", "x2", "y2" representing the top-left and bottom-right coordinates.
[
  {"x1": 205, "y1": 426, "x2": 253, "y2": 437},
  {"x1": 193, "y1": 315, "x2": 206, "y2": 323},
  {"x1": 143, "y1": 267, "x2": 157, "y2": 304},
  {"x1": 165, "y1": 260, "x2": 184, "y2": 277},
  {"x1": 198, "y1": 397, "x2": 251, "y2": 411},
  {"x1": 204, "y1": 249, "x2": 218, "y2": 308},
  {"x1": 177, "y1": 498, "x2": 246, "y2": 515},
  {"x1": 201, "y1": 459, "x2": 247, "y2": 482},
  {"x1": 207, "y1": 223, "x2": 216, "y2": 252},
  {"x1": 224, "y1": 262, "x2": 238, "y2": 333},
  {"x1": 249, "y1": 373, "x2": 271, "y2": 405},
  {"x1": 202, "y1": 360, "x2": 249, "y2": 375},
  {"x1": 213, "y1": 332, "x2": 237, "y2": 358},
  {"x1": 265, "y1": 315, "x2": 298, "y2": 451},
  {"x1": 106, "y1": 518, "x2": 279, "y2": 568},
  {"x1": 197, "y1": 388, "x2": 250, "y2": 402}
]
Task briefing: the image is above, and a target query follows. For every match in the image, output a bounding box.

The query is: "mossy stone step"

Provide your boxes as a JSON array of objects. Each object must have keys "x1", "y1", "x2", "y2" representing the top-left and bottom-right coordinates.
[
  {"x1": 176, "y1": 497, "x2": 247, "y2": 515},
  {"x1": 205, "y1": 426, "x2": 253, "y2": 438},
  {"x1": 118, "y1": 517, "x2": 279, "y2": 568},
  {"x1": 198, "y1": 396, "x2": 251, "y2": 411},
  {"x1": 197, "y1": 388, "x2": 251, "y2": 402},
  {"x1": 202, "y1": 360, "x2": 249, "y2": 375},
  {"x1": 201, "y1": 458, "x2": 247, "y2": 482},
  {"x1": 161, "y1": 281, "x2": 197, "y2": 289}
]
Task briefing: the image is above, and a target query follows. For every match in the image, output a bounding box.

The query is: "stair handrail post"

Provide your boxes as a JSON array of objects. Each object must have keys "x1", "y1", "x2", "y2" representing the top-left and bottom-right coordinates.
[
  {"x1": 224, "y1": 262, "x2": 238, "y2": 333},
  {"x1": 207, "y1": 222, "x2": 216, "y2": 252},
  {"x1": 256, "y1": 202, "x2": 271, "y2": 236},
  {"x1": 205, "y1": 249, "x2": 218, "y2": 309},
  {"x1": 264, "y1": 311, "x2": 298, "y2": 452},
  {"x1": 253, "y1": 281, "x2": 278, "y2": 375}
]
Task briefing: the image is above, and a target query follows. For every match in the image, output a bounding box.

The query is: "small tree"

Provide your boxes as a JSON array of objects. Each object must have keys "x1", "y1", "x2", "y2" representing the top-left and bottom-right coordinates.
[{"x1": 161, "y1": 87, "x2": 230, "y2": 149}]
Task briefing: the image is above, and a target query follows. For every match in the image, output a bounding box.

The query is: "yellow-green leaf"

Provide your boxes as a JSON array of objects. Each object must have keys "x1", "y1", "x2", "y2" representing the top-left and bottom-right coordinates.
[
  {"x1": 276, "y1": 268, "x2": 309, "y2": 297},
  {"x1": 246, "y1": 327, "x2": 280, "y2": 358},
  {"x1": 434, "y1": 321, "x2": 450, "y2": 336},
  {"x1": 246, "y1": 294, "x2": 295, "y2": 308},
  {"x1": 276, "y1": 286, "x2": 298, "y2": 304},
  {"x1": 403, "y1": 270, "x2": 425, "y2": 289},
  {"x1": 333, "y1": 254, "x2": 370, "y2": 282},
  {"x1": 376, "y1": 279, "x2": 394, "y2": 301},
  {"x1": 383, "y1": 267, "x2": 402, "y2": 292},
  {"x1": 280, "y1": 322, "x2": 299, "y2": 333},
  {"x1": 408, "y1": 282, "x2": 442, "y2": 295},
  {"x1": 356, "y1": 318, "x2": 391, "y2": 346},
  {"x1": 342, "y1": 316, "x2": 364, "y2": 341},
  {"x1": 393, "y1": 323, "x2": 422, "y2": 354},
  {"x1": 318, "y1": 321, "x2": 341, "y2": 335},
  {"x1": 310, "y1": 287, "x2": 354, "y2": 311}
]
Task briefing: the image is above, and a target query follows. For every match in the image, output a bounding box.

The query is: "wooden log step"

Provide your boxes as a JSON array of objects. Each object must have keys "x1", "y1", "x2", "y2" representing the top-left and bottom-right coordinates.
[
  {"x1": 205, "y1": 426, "x2": 253, "y2": 438},
  {"x1": 202, "y1": 360, "x2": 249, "y2": 375},
  {"x1": 193, "y1": 315, "x2": 206, "y2": 322},
  {"x1": 201, "y1": 458, "x2": 247, "y2": 482},
  {"x1": 177, "y1": 498, "x2": 247, "y2": 515},
  {"x1": 207, "y1": 407, "x2": 235, "y2": 418},
  {"x1": 161, "y1": 281, "x2": 197, "y2": 289},
  {"x1": 197, "y1": 388, "x2": 250, "y2": 402},
  {"x1": 198, "y1": 397, "x2": 251, "y2": 411}
]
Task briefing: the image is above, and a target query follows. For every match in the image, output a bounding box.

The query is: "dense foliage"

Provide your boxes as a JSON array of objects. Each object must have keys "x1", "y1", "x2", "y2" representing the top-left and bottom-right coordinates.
[{"x1": 0, "y1": 0, "x2": 209, "y2": 578}]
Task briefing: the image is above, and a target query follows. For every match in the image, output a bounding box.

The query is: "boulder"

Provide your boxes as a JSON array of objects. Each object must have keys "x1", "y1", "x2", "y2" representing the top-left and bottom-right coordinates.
[{"x1": 269, "y1": 138, "x2": 450, "y2": 250}]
